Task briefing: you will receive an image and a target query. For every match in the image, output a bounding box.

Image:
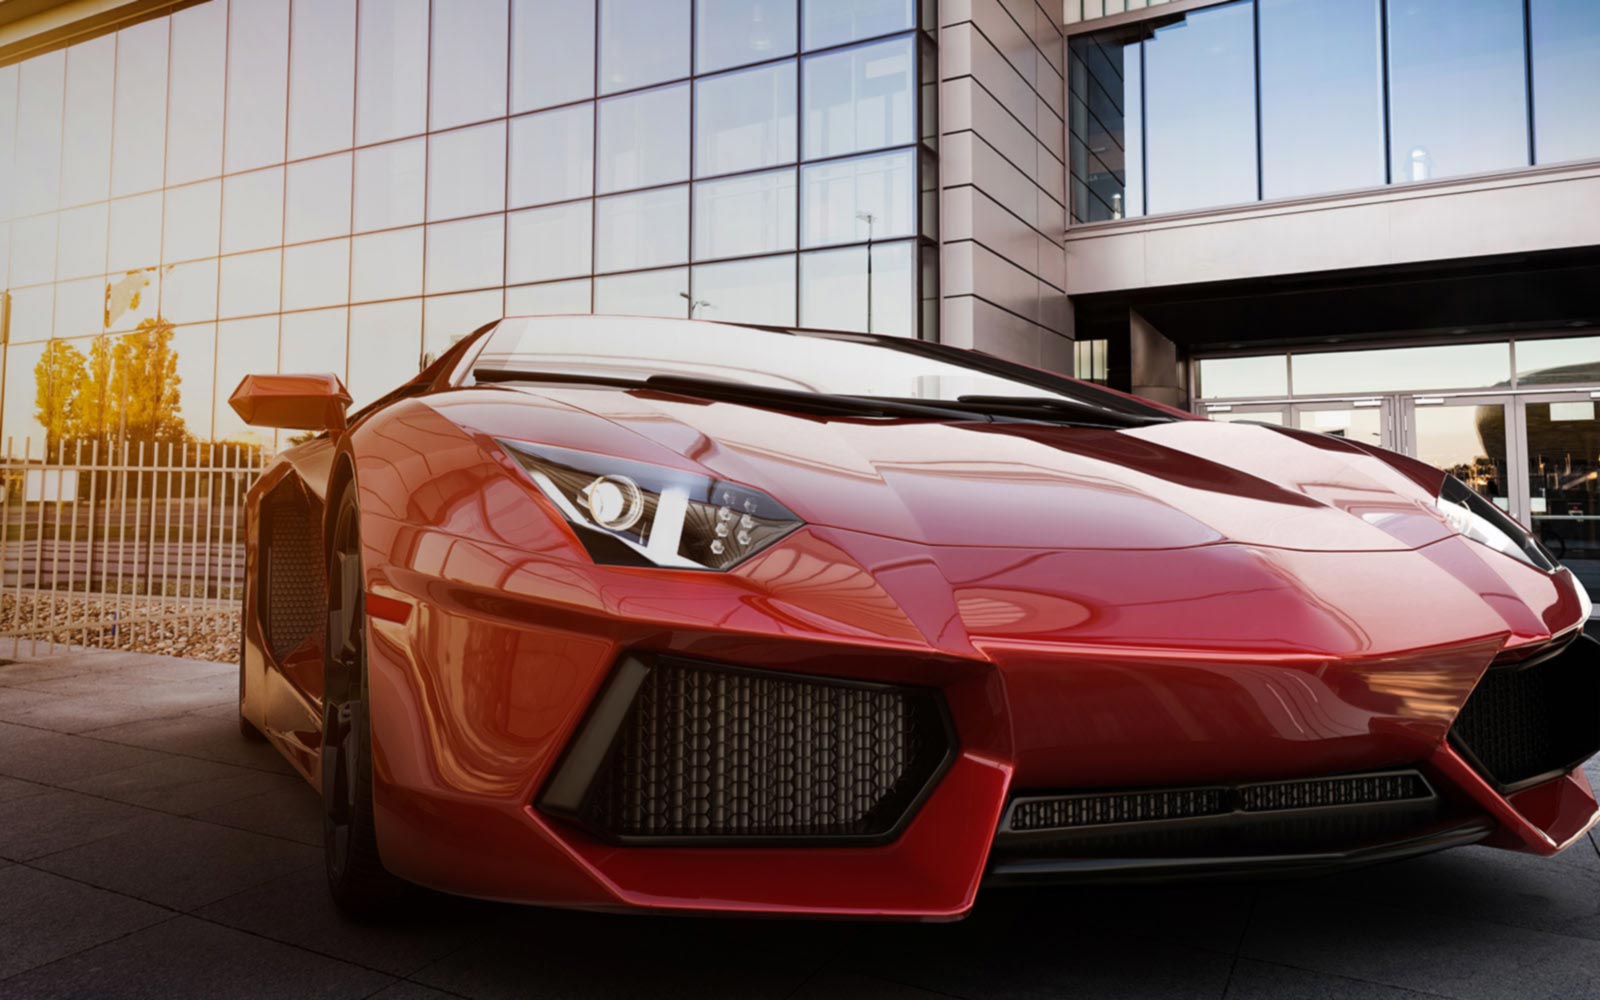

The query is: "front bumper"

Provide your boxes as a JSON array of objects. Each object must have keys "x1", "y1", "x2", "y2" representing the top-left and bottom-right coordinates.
[{"x1": 357, "y1": 517, "x2": 1600, "y2": 919}]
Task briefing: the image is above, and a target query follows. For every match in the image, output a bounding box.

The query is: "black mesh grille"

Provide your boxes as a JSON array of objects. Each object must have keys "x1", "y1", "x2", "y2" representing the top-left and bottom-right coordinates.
[
  {"x1": 577, "y1": 660, "x2": 950, "y2": 840},
  {"x1": 261, "y1": 481, "x2": 323, "y2": 660},
  {"x1": 1452, "y1": 638, "x2": 1600, "y2": 790},
  {"x1": 1008, "y1": 771, "x2": 1433, "y2": 834}
]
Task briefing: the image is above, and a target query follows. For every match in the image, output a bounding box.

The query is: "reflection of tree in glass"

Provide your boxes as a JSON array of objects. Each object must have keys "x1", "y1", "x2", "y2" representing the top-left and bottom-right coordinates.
[{"x1": 32, "y1": 315, "x2": 187, "y2": 459}]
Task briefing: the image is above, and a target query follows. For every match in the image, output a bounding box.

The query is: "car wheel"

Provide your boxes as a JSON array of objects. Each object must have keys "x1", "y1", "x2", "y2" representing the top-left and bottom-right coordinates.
[{"x1": 322, "y1": 486, "x2": 408, "y2": 916}]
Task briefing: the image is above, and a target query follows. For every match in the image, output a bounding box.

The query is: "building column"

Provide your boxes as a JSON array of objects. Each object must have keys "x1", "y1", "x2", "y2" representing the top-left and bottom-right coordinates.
[{"x1": 1128, "y1": 309, "x2": 1188, "y2": 408}]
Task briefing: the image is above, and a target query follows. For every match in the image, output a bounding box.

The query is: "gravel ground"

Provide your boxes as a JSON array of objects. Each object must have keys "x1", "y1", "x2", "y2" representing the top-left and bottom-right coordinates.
[{"x1": 0, "y1": 591, "x2": 239, "y2": 661}]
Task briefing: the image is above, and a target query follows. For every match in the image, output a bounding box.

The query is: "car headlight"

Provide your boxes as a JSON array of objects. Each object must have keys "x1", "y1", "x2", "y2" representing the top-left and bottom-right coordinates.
[
  {"x1": 1433, "y1": 476, "x2": 1556, "y2": 572},
  {"x1": 498, "y1": 440, "x2": 802, "y2": 570}
]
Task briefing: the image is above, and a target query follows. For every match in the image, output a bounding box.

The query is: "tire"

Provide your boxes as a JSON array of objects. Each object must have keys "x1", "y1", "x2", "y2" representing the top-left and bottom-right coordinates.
[{"x1": 322, "y1": 486, "x2": 409, "y2": 916}]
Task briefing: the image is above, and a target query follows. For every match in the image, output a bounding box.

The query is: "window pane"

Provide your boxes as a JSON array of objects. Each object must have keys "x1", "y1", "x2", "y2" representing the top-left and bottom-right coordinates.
[
  {"x1": 1388, "y1": 0, "x2": 1528, "y2": 183},
  {"x1": 802, "y1": 36, "x2": 914, "y2": 160},
  {"x1": 168, "y1": 323, "x2": 217, "y2": 441},
  {"x1": 55, "y1": 277, "x2": 103, "y2": 339},
  {"x1": 598, "y1": 85, "x2": 690, "y2": 194},
  {"x1": 161, "y1": 259, "x2": 219, "y2": 325},
  {"x1": 1531, "y1": 0, "x2": 1600, "y2": 165},
  {"x1": 10, "y1": 214, "x2": 57, "y2": 287},
  {"x1": 1143, "y1": 1, "x2": 1257, "y2": 213},
  {"x1": 106, "y1": 193, "x2": 162, "y2": 273},
  {"x1": 512, "y1": 0, "x2": 595, "y2": 112},
  {"x1": 60, "y1": 37, "x2": 115, "y2": 207},
  {"x1": 221, "y1": 168, "x2": 285, "y2": 254},
  {"x1": 163, "y1": 181, "x2": 220, "y2": 263},
  {"x1": 214, "y1": 317, "x2": 281, "y2": 444},
  {"x1": 802, "y1": 0, "x2": 913, "y2": 50},
  {"x1": 510, "y1": 105, "x2": 594, "y2": 208},
  {"x1": 800, "y1": 148, "x2": 913, "y2": 247},
  {"x1": 281, "y1": 307, "x2": 349, "y2": 379},
  {"x1": 425, "y1": 215, "x2": 505, "y2": 294},
  {"x1": 694, "y1": 168, "x2": 796, "y2": 260},
  {"x1": 14, "y1": 51, "x2": 65, "y2": 217},
  {"x1": 352, "y1": 227, "x2": 424, "y2": 302},
  {"x1": 289, "y1": 0, "x2": 357, "y2": 159},
  {"x1": 695, "y1": 62, "x2": 798, "y2": 176},
  {"x1": 697, "y1": 0, "x2": 797, "y2": 73},
  {"x1": 692, "y1": 255, "x2": 796, "y2": 326},
  {"x1": 111, "y1": 18, "x2": 167, "y2": 197},
  {"x1": 6, "y1": 286, "x2": 53, "y2": 342},
  {"x1": 225, "y1": 0, "x2": 289, "y2": 173},
  {"x1": 353, "y1": 138, "x2": 425, "y2": 232},
  {"x1": 507, "y1": 278, "x2": 592, "y2": 315},
  {"x1": 1259, "y1": 0, "x2": 1384, "y2": 200},
  {"x1": 431, "y1": 0, "x2": 509, "y2": 130},
  {"x1": 357, "y1": 0, "x2": 429, "y2": 144},
  {"x1": 799, "y1": 240, "x2": 913, "y2": 335},
  {"x1": 107, "y1": 266, "x2": 160, "y2": 332},
  {"x1": 58, "y1": 203, "x2": 108, "y2": 279},
  {"x1": 1197, "y1": 355, "x2": 1289, "y2": 398},
  {"x1": 599, "y1": 0, "x2": 690, "y2": 94},
  {"x1": 428, "y1": 122, "x2": 507, "y2": 221},
  {"x1": 1293, "y1": 343, "x2": 1511, "y2": 394},
  {"x1": 596, "y1": 186, "x2": 689, "y2": 272},
  {"x1": 286, "y1": 153, "x2": 353, "y2": 244},
  {"x1": 424, "y1": 289, "x2": 502, "y2": 358},
  {"x1": 349, "y1": 299, "x2": 423, "y2": 406},
  {"x1": 167, "y1": 3, "x2": 226, "y2": 186},
  {"x1": 0, "y1": 68, "x2": 14, "y2": 222},
  {"x1": 508, "y1": 203, "x2": 593, "y2": 283},
  {"x1": 283, "y1": 238, "x2": 351, "y2": 311},
  {"x1": 594, "y1": 268, "x2": 690, "y2": 317},
  {"x1": 1517, "y1": 337, "x2": 1600, "y2": 385},
  {"x1": 1067, "y1": 34, "x2": 1140, "y2": 223},
  {"x1": 219, "y1": 249, "x2": 283, "y2": 319}
]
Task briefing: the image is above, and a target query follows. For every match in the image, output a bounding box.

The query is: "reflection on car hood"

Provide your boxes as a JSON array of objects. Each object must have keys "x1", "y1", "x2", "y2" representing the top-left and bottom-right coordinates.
[{"x1": 441, "y1": 385, "x2": 1457, "y2": 552}]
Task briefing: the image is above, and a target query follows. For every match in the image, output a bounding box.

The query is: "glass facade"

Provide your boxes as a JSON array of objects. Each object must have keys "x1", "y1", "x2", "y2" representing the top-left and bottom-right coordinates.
[
  {"x1": 0, "y1": 0, "x2": 935, "y2": 453},
  {"x1": 1069, "y1": 0, "x2": 1600, "y2": 222}
]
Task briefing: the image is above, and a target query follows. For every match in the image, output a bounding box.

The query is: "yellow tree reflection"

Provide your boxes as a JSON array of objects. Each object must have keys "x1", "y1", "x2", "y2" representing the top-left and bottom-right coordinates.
[{"x1": 31, "y1": 316, "x2": 188, "y2": 461}]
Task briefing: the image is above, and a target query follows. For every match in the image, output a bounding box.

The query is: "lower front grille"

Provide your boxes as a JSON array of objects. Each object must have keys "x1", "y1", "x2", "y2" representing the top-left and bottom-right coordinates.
[
  {"x1": 1451, "y1": 634, "x2": 1600, "y2": 791},
  {"x1": 542, "y1": 656, "x2": 953, "y2": 844}
]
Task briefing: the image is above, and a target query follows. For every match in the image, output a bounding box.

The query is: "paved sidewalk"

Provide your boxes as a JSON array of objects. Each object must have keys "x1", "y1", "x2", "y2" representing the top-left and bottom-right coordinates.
[{"x1": 3, "y1": 649, "x2": 1600, "y2": 999}]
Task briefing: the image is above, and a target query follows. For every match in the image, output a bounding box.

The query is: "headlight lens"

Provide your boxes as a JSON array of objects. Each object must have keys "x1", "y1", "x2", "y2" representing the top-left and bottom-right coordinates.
[
  {"x1": 499, "y1": 439, "x2": 802, "y2": 570},
  {"x1": 1434, "y1": 476, "x2": 1556, "y2": 572}
]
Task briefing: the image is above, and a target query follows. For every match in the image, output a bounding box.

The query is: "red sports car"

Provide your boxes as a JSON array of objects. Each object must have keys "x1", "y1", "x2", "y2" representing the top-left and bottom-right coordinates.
[{"x1": 233, "y1": 315, "x2": 1600, "y2": 919}]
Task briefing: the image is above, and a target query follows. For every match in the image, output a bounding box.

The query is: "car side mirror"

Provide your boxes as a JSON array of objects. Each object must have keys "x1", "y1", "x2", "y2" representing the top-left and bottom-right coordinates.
[{"x1": 228, "y1": 373, "x2": 352, "y2": 434}]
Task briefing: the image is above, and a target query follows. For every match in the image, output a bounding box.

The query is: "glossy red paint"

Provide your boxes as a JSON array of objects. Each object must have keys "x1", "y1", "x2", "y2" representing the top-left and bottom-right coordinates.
[
  {"x1": 236, "y1": 317, "x2": 1600, "y2": 919},
  {"x1": 229, "y1": 372, "x2": 352, "y2": 433}
]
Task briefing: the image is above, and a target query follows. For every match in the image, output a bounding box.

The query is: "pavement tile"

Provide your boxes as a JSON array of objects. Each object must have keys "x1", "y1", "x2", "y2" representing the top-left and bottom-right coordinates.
[
  {"x1": 0, "y1": 686, "x2": 66, "y2": 719},
  {"x1": 31, "y1": 811, "x2": 320, "y2": 910},
  {"x1": 6, "y1": 695, "x2": 183, "y2": 735},
  {"x1": 0, "y1": 789, "x2": 156, "y2": 861},
  {"x1": 63, "y1": 756, "x2": 298, "y2": 817},
  {"x1": 0, "y1": 731, "x2": 167, "y2": 784},
  {"x1": 0, "y1": 866, "x2": 170, "y2": 980},
  {"x1": 1242, "y1": 888, "x2": 1600, "y2": 999},
  {"x1": 197, "y1": 866, "x2": 490, "y2": 976},
  {"x1": 0, "y1": 653, "x2": 147, "y2": 686},
  {"x1": 367, "y1": 985, "x2": 460, "y2": 1000},
  {"x1": 117, "y1": 657, "x2": 234, "y2": 682},
  {"x1": 0, "y1": 776, "x2": 51, "y2": 804},
  {"x1": 1225, "y1": 960, "x2": 1439, "y2": 999},
  {"x1": 85, "y1": 714, "x2": 297, "y2": 773},
  {"x1": 0, "y1": 915, "x2": 393, "y2": 1000},
  {"x1": 190, "y1": 780, "x2": 322, "y2": 846},
  {"x1": 790, "y1": 971, "x2": 959, "y2": 999}
]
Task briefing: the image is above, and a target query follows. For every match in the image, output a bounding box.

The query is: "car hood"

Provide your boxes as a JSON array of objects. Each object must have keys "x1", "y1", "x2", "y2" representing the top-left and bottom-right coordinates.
[{"x1": 435, "y1": 385, "x2": 1461, "y2": 553}]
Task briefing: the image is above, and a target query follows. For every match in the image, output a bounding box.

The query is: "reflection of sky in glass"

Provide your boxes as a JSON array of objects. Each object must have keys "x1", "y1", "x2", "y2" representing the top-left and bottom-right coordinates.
[
  {"x1": 0, "y1": 0, "x2": 927, "y2": 452},
  {"x1": 1294, "y1": 343, "x2": 1511, "y2": 395},
  {"x1": 1531, "y1": 0, "x2": 1600, "y2": 165},
  {"x1": 1197, "y1": 355, "x2": 1289, "y2": 399}
]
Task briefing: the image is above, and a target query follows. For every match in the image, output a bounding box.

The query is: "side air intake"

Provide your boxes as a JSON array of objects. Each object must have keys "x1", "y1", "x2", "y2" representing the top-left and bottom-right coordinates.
[
  {"x1": 540, "y1": 656, "x2": 953, "y2": 844},
  {"x1": 259, "y1": 478, "x2": 324, "y2": 660}
]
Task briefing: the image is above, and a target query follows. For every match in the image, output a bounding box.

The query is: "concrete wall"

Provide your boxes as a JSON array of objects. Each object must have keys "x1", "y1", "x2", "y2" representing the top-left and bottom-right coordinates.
[
  {"x1": 1064, "y1": 160, "x2": 1600, "y2": 297},
  {"x1": 938, "y1": 0, "x2": 1070, "y2": 371}
]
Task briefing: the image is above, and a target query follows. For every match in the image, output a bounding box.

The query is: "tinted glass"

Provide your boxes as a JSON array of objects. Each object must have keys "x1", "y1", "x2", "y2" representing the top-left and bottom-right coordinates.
[
  {"x1": 218, "y1": 249, "x2": 281, "y2": 319},
  {"x1": 510, "y1": 105, "x2": 594, "y2": 208},
  {"x1": 1387, "y1": 0, "x2": 1528, "y2": 182},
  {"x1": 691, "y1": 255, "x2": 797, "y2": 326},
  {"x1": 695, "y1": 62, "x2": 798, "y2": 176},
  {"x1": 1143, "y1": 1, "x2": 1256, "y2": 214},
  {"x1": 593, "y1": 268, "x2": 691, "y2": 317},
  {"x1": 353, "y1": 139, "x2": 426, "y2": 232},
  {"x1": 282, "y1": 238, "x2": 351, "y2": 311},
  {"x1": 348, "y1": 299, "x2": 424, "y2": 406},
  {"x1": 1293, "y1": 343, "x2": 1512, "y2": 394},
  {"x1": 427, "y1": 122, "x2": 507, "y2": 221},
  {"x1": 356, "y1": 0, "x2": 429, "y2": 144},
  {"x1": 512, "y1": 0, "x2": 595, "y2": 112},
  {"x1": 12, "y1": 53, "x2": 64, "y2": 219},
  {"x1": 803, "y1": 36, "x2": 914, "y2": 160},
  {"x1": 1068, "y1": 34, "x2": 1138, "y2": 222},
  {"x1": 1517, "y1": 337, "x2": 1600, "y2": 385},
  {"x1": 425, "y1": 215, "x2": 505, "y2": 294},
  {"x1": 110, "y1": 18, "x2": 168, "y2": 197},
  {"x1": 1197, "y1": 355, "x2": 1289, "y2": 399},
  {"x1": 694, "y1": 169, "x2": 797, "y2": 260},
  {"x1": 166, "y1": 3, "x2": 226, "y2": 186},
  {"x1": 430, "y1": 0, "x2": 508, "y2": 130},
  {"x1": 224, "y1": 0, "x2": 288, "y2": 173},
  {"x1": 1258, "y1": 0, "x2": 1384, "y2": 199},
  {"x1": 596, "y1": 186, "x2": 690, "y2": 272},
  {"x1": 599, "y1": 0, "x2": 691, "y2": 95},
  {"x1": 58, "y1": 203, "x2": 108, "y2": 278},
  {"x1": 507, "y1": 278, "x2": 593, "y2": 316},
  {"x1": 799, "y1": 240, "x2": 913, "y2": 336},
  {"x1": 163, "y1": 181, "x2": 220, "y2": 263},
  {"x1": 288, "y1": 0, "x2": 356, "y2": 159},
  {"x1": 697, "y1": 0, "x2": 797, "y2": 73},
  {"x1": 221, "y1": 168, "x2": 284, "y2": 254},
  {"x1": 285, "y1": 153, "x2": 353, "y2": 244},
  {"x1": 800, "y1": 148, "x2": 913, "y2": 247},
  {"x1": 1531, "y1": 0, "x2": 1600, "y2": 165},
  {"x1": 351, "y1": 227, "x2": 424, "y2": 302},
  {"x1": 508, "y1": 203, "x2": 594, "y2": 284},
  {"x1": 597, "y1": 85, "x2": 691, "y2": 193},
  {"x1": 60, "y1": 37, "x2": 114, "y2": 208},
  {"x1": 802, "y1": 0, "x2": 914, "y2": 50}
]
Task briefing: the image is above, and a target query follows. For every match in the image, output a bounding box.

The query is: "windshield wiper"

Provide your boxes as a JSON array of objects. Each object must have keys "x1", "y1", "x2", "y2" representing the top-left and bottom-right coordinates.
[{"x1": 471, "y1": 368, "x2": 994, "y2": 422}]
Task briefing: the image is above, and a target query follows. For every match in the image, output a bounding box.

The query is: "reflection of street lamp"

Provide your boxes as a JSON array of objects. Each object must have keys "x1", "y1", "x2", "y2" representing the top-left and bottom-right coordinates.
[
  {"x1": 856, "y1": 211, "x2": 875, "y2": 333},
  {"x1": 679, "y1": 291, "x2": 713, "y2": 319},
  {"x1": 1408, "y1": 146, "x2": 1432, "y2": 182}
]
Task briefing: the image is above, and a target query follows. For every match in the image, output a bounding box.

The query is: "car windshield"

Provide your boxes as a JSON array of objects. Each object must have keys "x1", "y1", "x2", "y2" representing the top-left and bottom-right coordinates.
[{"x1": 467, "y1": 315, "x2": 1164, "y2": 418}]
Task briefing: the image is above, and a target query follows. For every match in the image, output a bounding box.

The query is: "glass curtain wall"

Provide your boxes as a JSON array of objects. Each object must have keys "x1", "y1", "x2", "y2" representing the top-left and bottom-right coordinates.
[
  {"x1": 1069, "y1": 0, "x2": 1599, "y2": 223},
  {"x1": 0, "y1": 0, "x2": 937, "y2": 453}
]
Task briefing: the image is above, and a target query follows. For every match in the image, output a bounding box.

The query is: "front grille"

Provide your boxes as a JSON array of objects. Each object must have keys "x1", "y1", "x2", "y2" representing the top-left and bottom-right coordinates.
[
  {"x1": 562, "y1": 658, "x2": 952, "y2": 842},
  {"x1": 1451, "y1": 635, "x2": 1600, "y2": 790},
  {"x1": 1006, "y1": 770, "x2": 1434, "y2": 834},
  {"x1": 260, "y1": 480, "x2": 323, "y2": 660}
]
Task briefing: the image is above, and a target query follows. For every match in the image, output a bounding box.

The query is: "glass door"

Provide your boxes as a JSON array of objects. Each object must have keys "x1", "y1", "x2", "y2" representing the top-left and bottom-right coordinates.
[
  {"x1": 1292, "y1": 399, "x2": 1393, "y2": 449},
  {"x1": 1201, "y1": 403, "x2": 1289, "y2": 425},
  {"x1": 1520, "y1": 394, "x2": 1600, "y2": 604},
  {"x1": 1405, "y1": 395, "x2": 1514, "y2": 513}
]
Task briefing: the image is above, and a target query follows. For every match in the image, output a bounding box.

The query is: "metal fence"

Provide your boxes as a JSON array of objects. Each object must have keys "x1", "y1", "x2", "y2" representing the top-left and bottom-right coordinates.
[{"x1": 0, "y1": 437, "x2": 266, "y2": 660}]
